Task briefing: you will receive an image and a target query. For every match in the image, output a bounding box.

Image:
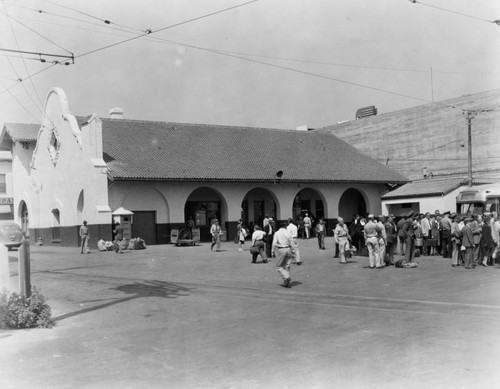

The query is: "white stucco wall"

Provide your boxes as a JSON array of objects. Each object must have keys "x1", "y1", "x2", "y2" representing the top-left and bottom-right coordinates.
[
  {"x1": 109, "y1": 180, "x2": 385, "y2": 224},
  {"x1": 18, "y1": 88, "x2": 111, "y2": 228}
]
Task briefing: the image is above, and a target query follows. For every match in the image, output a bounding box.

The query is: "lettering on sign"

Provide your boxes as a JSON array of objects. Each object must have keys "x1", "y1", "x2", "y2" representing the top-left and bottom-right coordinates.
[{"x1": 0, "y1": 198, "x2": 13, "y2": 205}]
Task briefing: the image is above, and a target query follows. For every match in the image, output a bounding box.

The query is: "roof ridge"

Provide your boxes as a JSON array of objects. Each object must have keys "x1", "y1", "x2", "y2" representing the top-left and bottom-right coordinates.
[{"x1": 99, "y1": 117, "x2": 298, "y2": 132}]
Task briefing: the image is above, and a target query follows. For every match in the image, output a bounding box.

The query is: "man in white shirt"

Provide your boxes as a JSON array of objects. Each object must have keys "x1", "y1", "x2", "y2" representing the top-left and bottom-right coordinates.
[
  {"x1": 377, "y1": 216, "x2": 387, "y2": 265},
  {"x1": 272, "y1": 222, "x2": 294, "y2": 288},
  {"x1": 334, "y1": 217, "x2": 350, "y2": 264},
  {"x1": 250, "y1": 225, "x2": 267, "y2": 264},
  {"x1": 287, "y1": 218, "x2": 302, "y2": 265},
  {"x1": 420, "y1": 212, "x2": 431, "y2": 255},
  {"x1": 303, "y1": 213, "x2": 312, "y2": 239}
]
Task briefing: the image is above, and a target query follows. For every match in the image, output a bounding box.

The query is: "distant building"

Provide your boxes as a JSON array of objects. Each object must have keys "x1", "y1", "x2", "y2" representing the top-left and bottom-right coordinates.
[
  {"x1": 0, "y1": 87, "x2": 406, "y2": 247},
  {"x1": 318, "y1": 89, "x2": 500, "y2": 182},
  {"x1": 317, "y1": 89, "x2": 500, "y2": 215}
]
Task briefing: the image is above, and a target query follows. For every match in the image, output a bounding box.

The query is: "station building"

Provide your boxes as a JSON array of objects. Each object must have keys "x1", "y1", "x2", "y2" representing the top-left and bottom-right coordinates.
[{"x1": 1, "y1": 87, "x2": 407, "y2": 247}]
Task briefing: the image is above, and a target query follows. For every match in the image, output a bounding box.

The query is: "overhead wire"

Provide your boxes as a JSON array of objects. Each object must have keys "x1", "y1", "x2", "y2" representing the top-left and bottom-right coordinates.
[
  {"x1": 7, "y1": 6, "x2": 498, "y2": 78},
  {"x1": 40, "y1": 0, "x2": 145, "y2": 34},
  {"x1": 0, "y1": 79, "x2": 41, "y2": 122},
  {"x1": 408, "y1": 0, "x2": 500, "y2": 26},
  {"x1": 9, "y1": 3, "x2": 127, "y2": 31},
  {"x1": 75, "y1": 0, "x2": 260, "y2": 59},
  {"x1": 0, "y1": 63, "x2": 58, "y2": 97},
  {"x1": 2, "y1": 0, "x2": 498, "y2": 119},
  {"x1": 2, "y1": 3, "x2": 46, "y2": 116},
  {"x1": 5, "y1": 13, "x2": 73, "y2": 54}
]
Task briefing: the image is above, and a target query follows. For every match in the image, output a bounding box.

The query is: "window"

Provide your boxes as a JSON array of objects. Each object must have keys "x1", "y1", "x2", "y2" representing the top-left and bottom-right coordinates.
[{"x1": 0, "y1": 174, "x2": 6, "y2": 194}]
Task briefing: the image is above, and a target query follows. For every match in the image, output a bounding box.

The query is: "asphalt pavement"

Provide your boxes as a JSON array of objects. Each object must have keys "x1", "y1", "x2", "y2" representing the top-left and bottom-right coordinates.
[{"x1": 1, "y1": 237, "x2": 499, "y2": 389}]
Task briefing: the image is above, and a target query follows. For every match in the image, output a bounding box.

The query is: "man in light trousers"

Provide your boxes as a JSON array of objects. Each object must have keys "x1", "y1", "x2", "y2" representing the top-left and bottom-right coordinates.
[
  {"x1": 364, "y1": 214, "x2": 382, "y2": 268},
  {"x1": 272, "y1": 222, "x2": 294, "y2": 288},
  {"x1": 287, "y1": 218, "x2": 302, "y2": 265}
]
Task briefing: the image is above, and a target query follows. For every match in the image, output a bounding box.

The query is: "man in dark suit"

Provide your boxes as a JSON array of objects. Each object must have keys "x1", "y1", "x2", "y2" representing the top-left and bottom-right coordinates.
[
  {"x1": 264, "y1": 217, "x2": 275, "y2": 258},
  {"x1": 461, "y1": 217, "x2": 475, "y2": 269}
]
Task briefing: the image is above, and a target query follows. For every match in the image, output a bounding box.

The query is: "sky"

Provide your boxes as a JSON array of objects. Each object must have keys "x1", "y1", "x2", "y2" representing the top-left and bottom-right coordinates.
[{"x1": 1, "y1": 0, "x2": 499, "y2": 130}]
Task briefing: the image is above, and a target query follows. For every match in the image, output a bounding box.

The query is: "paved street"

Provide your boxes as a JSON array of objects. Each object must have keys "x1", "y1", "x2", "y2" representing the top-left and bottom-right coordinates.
[{"x1": 1, "y1": 237, "x2": 500, "y2": 389}]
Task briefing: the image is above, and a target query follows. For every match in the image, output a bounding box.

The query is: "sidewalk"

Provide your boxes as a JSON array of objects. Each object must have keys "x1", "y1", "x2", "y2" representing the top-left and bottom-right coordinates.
[{"x1": 1, "y1": 237, "x2": 500, "y2": 389}]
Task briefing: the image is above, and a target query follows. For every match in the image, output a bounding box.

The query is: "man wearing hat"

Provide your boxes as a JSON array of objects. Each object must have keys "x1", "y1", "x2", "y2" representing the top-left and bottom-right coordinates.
[
  {"x1": 79, "y1": 220, "x2": 90, "y2": 254},
  {"x1": 450, "y1": 214, "x2": 461, "y2": 266},
  {"x1": 363, "y1": 214, "x2": 382, "y2": 268},
  {"x1": 440, "y1": 211, "x2": 452, "y2": 258},
  {"x1": 210, "y1": 218, "x2": 222, "y2": 252},
  {"x1": 315, "y1": 218, "x2": 327, "y2": 250},
  {"x1": 376, "y1": 216, "x2": 387, "y2": 266},
  {"x1": 384, "y1": 214, "x2": 397, "y2": 265},
  {"x1": 334, "y1": 217, "x2": 350, "y2": 264},
  {"x1": 461, "y1": 217, "x2": 475, "y2": 269},
  {"x1": 402, "y1": 211, "x2": 418, "y2": 262}
]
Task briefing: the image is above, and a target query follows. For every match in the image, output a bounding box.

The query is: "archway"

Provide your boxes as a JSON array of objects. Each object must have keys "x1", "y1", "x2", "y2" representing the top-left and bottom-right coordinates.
[
  {"x1": 241, "y1": 187, "x2": 279, "y2": 232},
  {"x1": 185, "y1": 187, "x2": 228, "y2": 241},
  {"x1": 338, "y1": 188, "x2": 367, "y2": 222},
  {"x1": 292, "y1": 188, "x2": 326, "y2": 239},
  {"x1": 77, "y1": 190, "x2": 84, "y2": 221},
  {"x1": 119, "y1": 185, "x2": 169, "y2": 245},
  {"x1": 292, "y1": 188, "x2": 326, "y2": 222}
]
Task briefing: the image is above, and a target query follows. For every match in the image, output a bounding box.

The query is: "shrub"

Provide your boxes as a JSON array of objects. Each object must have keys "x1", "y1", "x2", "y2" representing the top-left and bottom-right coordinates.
[{"x1": 0, "y1": 287, "x2": 55, "y2": 329}]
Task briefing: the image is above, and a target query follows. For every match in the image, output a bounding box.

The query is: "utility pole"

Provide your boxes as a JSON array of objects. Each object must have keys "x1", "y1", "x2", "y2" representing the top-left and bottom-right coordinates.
[{"x1": 464, "y1": 110, "x2": 477, "y2": 187}]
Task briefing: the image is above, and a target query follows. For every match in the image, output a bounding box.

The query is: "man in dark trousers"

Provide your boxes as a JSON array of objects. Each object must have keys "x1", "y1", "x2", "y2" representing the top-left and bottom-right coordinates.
[
  {"x1": 264, "y1": 217, "x2": 275, "y2": 258},
  {"x1": 440, "y1": 211, "x2": 452, "y2": 258},
  {"x1": 113, "y1": 222, "x2": 124, "y2": 254},
  {"x1": 403, "y1": 211, "x2": 417, "y2": 262},
  {"x1": 461, "y1": 217, "x2": 475, "y2": 269}
]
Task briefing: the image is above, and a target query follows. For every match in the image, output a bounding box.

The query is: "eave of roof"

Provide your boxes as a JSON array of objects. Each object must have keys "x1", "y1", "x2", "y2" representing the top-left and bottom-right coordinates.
[
  {"x1": 381, "y1": 178, "x2": 495, "y2": 200},
  {"x1": 2, "y1": 123, "x2": 40, "y2": 142}
]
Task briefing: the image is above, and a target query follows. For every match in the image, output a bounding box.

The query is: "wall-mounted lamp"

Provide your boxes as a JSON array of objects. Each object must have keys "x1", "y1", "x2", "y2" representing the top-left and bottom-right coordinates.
[{"x1": 274, "y1": 170, "x2": 283, "y2": 185}]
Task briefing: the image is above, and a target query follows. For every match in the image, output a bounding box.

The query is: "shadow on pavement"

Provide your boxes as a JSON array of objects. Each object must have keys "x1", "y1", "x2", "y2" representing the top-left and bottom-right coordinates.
[{"x1": 53, "y1": 280, "x2": 191, "y2": 322}]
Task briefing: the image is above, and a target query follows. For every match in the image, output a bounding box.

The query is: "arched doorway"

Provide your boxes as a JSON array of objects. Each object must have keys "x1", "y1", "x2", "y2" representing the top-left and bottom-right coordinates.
[
  {"x1": 292, "y1": 188, "x2": 325, "y2": 222},
  {"x1": 338, "y1": 188, "x2": 367, "y2": 222},
  {"x1": 185, "y1": 187, "x2": 227, "y2": 241},
  {"x1": 241, "y1": 187, "x2": 278, "y2": 229},
  {"x1": 77, "y1": 190, "x2": 84, "y2": 221}
]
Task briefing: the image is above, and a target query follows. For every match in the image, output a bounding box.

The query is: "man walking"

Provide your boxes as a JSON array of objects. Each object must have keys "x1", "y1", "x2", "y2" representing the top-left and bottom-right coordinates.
[
  {"x1": 315, "y1": 218, "x2": 327, "y2": 250},
  {"x1": 272, "y1": 222, "x2": 294, "y2": 288},
  {"x1": 287, "y1": 218, "x2": 302, "y2": 265},
  {"x1": 113, "y1": 221, "x2": 124, "y2": 254},
  {"x1": 334, "y1": 217, "x2": 351, "y2": 264},
  {"x1": 79, "y1": 220, "x2": 90, "y2": 254},
  {"x1": 210, "y1": 218, "x2": 222, "y2": 252},
  {"x1": 250, "y1": 225, "x2": 267, "y2": 264}
]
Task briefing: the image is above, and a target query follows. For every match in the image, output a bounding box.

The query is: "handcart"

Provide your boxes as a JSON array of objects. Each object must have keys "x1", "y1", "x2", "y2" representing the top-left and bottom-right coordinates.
[{"x1": 170, "y1": 227, "x2": 200, "y2": 246}]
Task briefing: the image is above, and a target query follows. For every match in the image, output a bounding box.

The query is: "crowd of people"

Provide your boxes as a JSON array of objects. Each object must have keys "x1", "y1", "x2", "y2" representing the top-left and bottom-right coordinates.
[{"x1": 207, "y1": 210, "x2": 500, "y2": 288}]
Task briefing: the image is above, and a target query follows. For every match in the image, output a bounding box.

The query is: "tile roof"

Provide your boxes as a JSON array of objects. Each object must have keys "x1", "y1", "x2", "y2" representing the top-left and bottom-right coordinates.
[
  {"x1": 381, "y1": 178, "x2": 495, "y2": 199},
  {"x1": 99, "y1": 118, "x2": 408, "y2": 183},
  {"x1": 2, "y1": 123, "x2": 40, "y2": 142}
]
